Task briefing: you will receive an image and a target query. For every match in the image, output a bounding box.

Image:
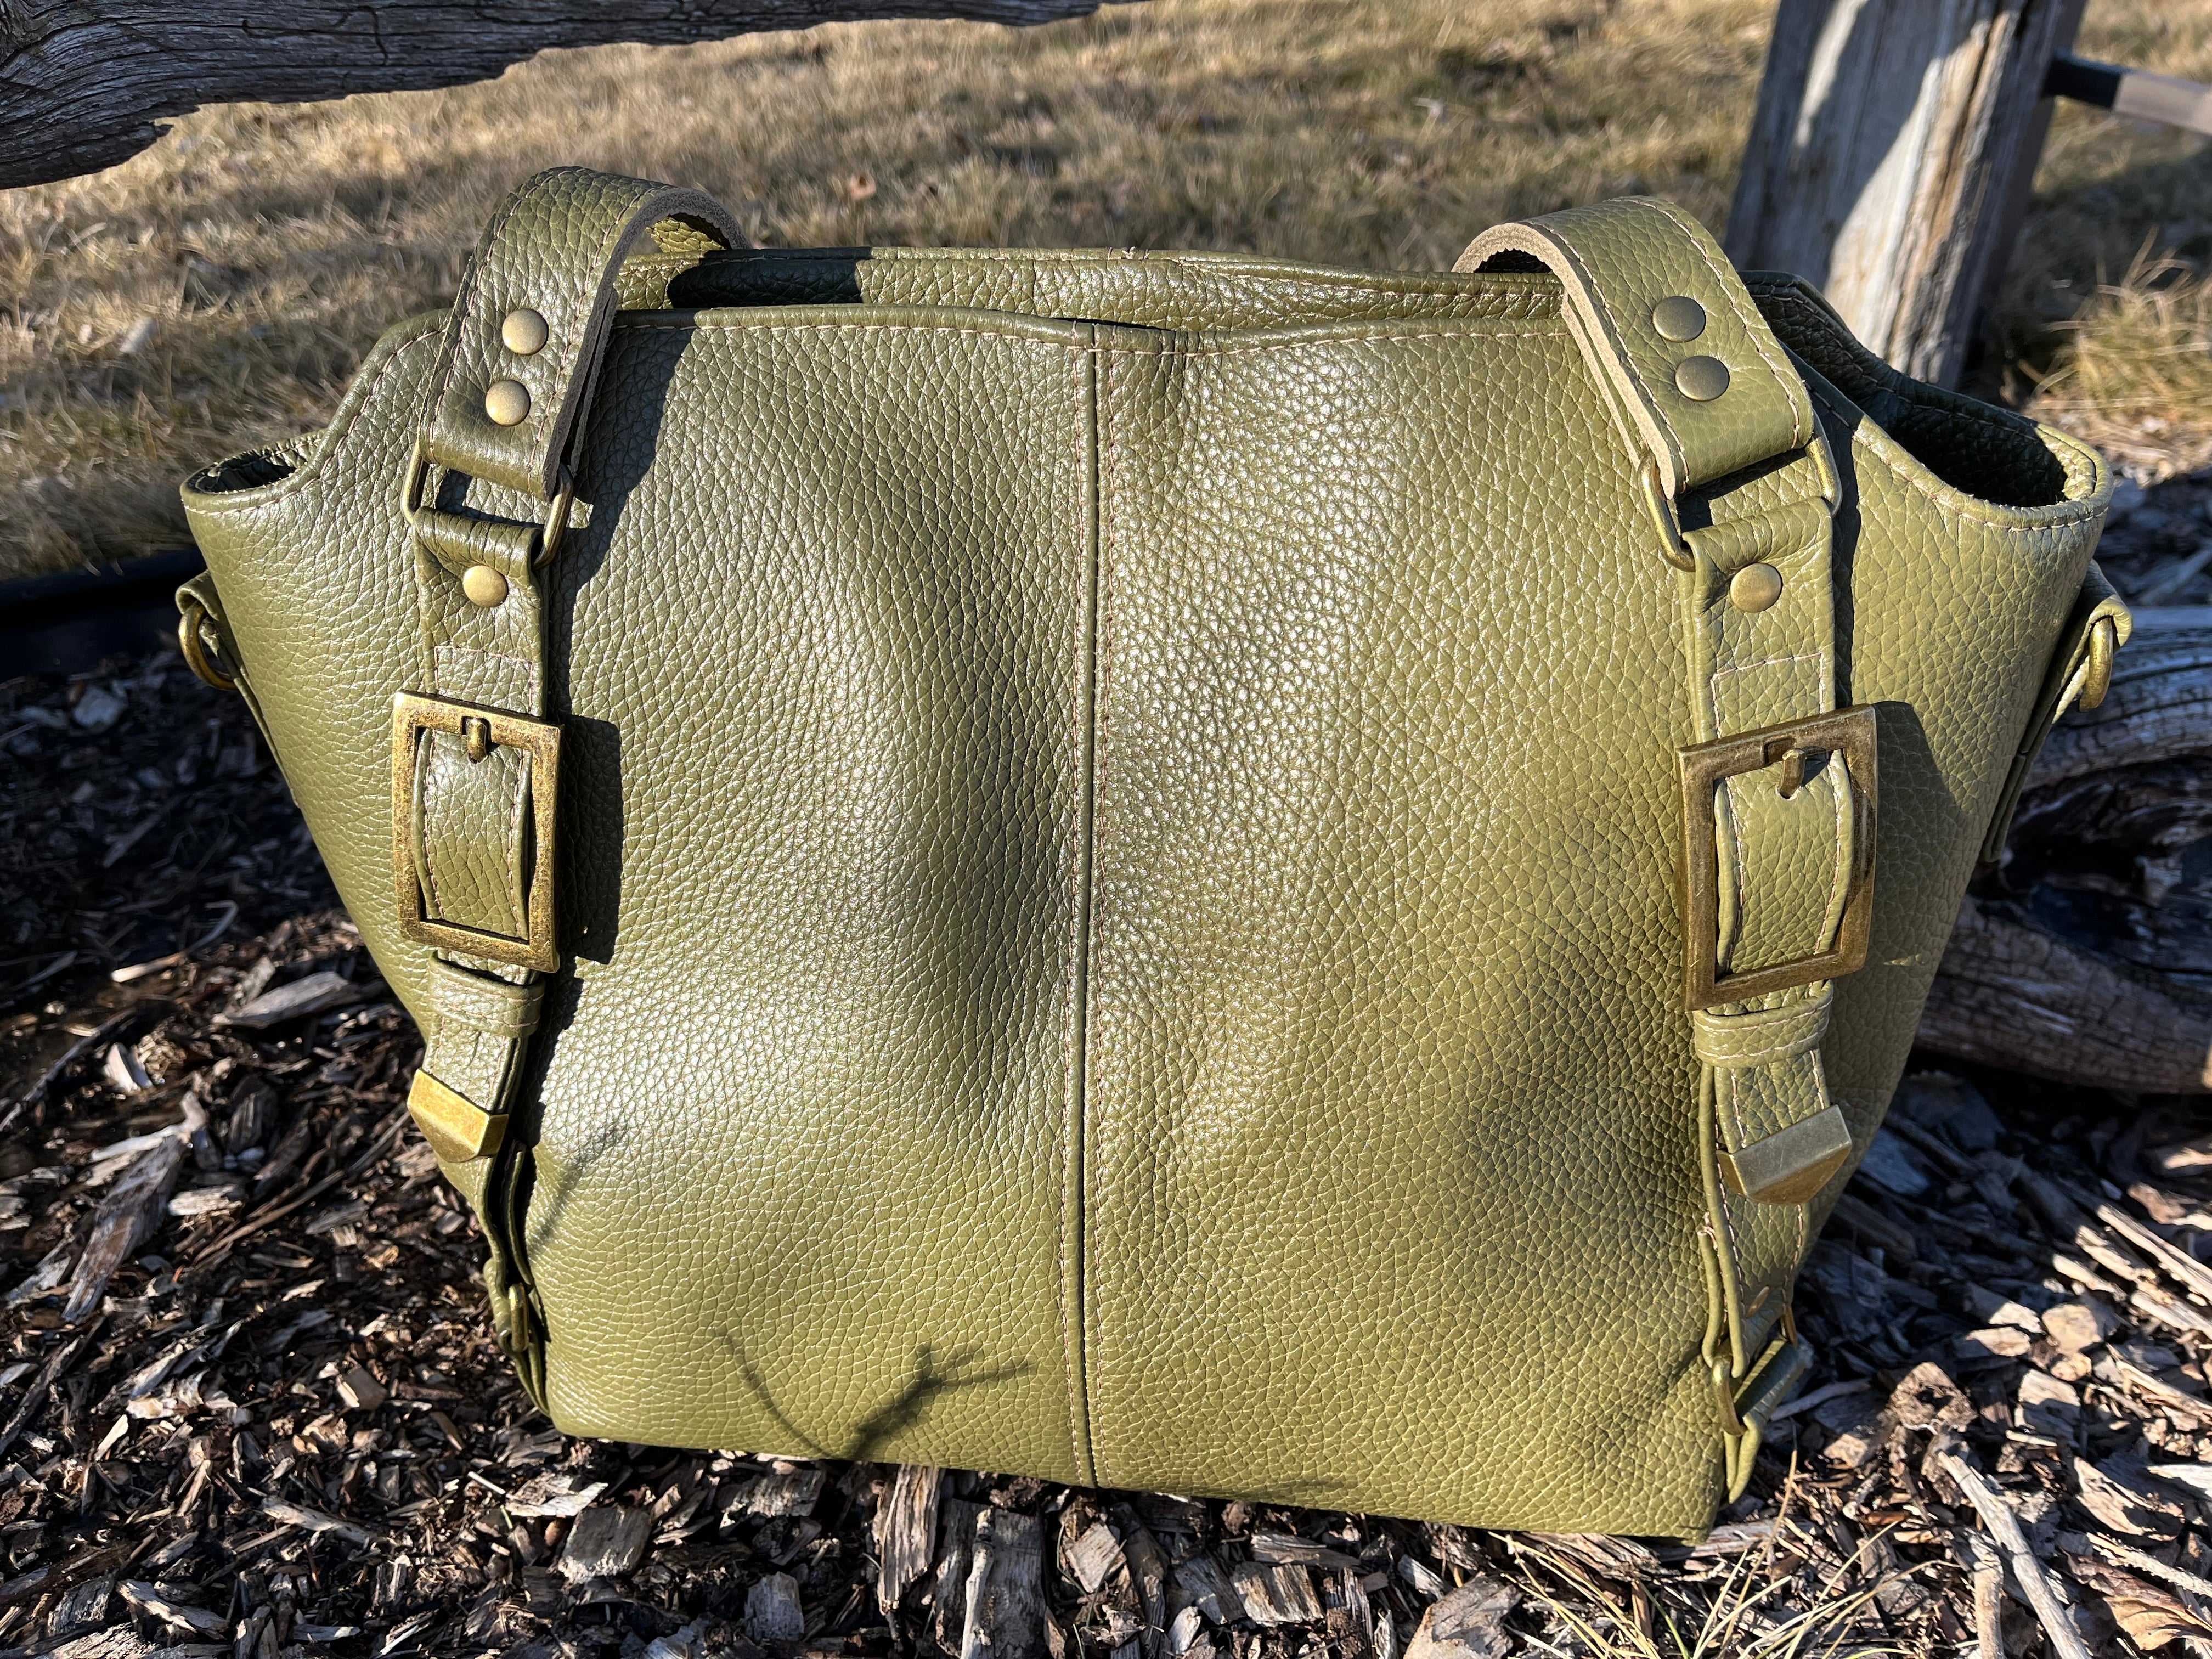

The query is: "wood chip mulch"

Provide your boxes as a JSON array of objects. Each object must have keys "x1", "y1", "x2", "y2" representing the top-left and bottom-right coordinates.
[{"x1": 4, "y1": 653, "x2": 2212, "y2": 1659}]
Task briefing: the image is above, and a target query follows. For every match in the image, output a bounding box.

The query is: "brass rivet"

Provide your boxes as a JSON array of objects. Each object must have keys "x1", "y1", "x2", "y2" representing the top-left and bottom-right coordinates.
[
  {"x1": 462, "y1": 564, "x2": 510, "y2": 608},
  {"x1": 500, "y1": 308, "x2": 549, "y2": 356},
  {"x1": 1730, "y1": 562, "x2": 1784, "y2": 612},
  {"x1": 1652, "y1": 296, "x2": 1706, "y2": 342},
  {"x1": 484, "y1": 378, "x2": 531, "y2": 426},
  {"x1": 1675, "y1": 355, "x2": 1730, "y2": 401}
]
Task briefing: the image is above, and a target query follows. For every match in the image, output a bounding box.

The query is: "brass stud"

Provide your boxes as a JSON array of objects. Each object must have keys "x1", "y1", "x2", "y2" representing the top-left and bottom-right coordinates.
[
  {"x1": 1675, "y1": 355, "x2": 1730, "y2": 401},
  {"x1": 1651, "y1": 295, "x2": 1706, "y2": 342},
  {"x1": 462, "y1": 564, "x2": 510, "y2": 608},
  {"x1": 500, "y1": 307, "x2": 549, "y2": 356},
  {"x1": 1730, "y1": 562, "x2": 1784, "y2": 613},
  {"x1": 484, "y1": 378, "x2": 531, "y2": 426}
]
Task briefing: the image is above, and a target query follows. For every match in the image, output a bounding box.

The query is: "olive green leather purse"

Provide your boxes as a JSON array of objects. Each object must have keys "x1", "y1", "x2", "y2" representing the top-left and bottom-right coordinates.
[{"x1": 178, "y1": 167, "x2": 2121, "y2": 1537}]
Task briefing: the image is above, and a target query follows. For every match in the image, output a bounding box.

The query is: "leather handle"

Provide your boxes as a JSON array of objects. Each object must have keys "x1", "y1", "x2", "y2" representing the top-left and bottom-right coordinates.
[
  {"x1": 419, "y1": 167, "x2": 746, "y2": 500},
  {"x1": 1457, "y1": 198, "x2": 1815, "y2": 498}
]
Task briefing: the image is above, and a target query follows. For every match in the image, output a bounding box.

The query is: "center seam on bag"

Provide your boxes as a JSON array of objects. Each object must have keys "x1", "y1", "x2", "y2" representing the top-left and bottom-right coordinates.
[{"x1": 1062, "y1": 335, "x2": 1108, "y2": 1486}]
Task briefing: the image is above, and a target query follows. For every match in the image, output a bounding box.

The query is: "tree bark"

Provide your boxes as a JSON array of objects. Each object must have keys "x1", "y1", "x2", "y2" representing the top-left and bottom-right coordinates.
[
  {"x1": 0, "y1": 0, "x2": 1131, "y2": 190},
  {"x1": 1724, "y1": 0, "x2": 2085, "y2": 387},
  {"x1": 1919, "y1": 616, "x2": 2212, "y2": 1092}
]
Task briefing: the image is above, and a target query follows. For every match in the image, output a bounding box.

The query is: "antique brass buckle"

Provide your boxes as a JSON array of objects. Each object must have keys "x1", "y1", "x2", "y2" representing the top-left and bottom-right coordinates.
[
  {"x1": 392, "y1": 692, "x2": 562, "y2": 972},
  {"x1": 1678, "y1": 706, "x2": 1876, "y2": 1011}
]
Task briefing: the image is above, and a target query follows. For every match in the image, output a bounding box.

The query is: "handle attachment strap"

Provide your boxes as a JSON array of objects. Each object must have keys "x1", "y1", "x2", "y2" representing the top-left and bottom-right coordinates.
[
  {"x1": 393, "y1": 165, "x2": 742, "y2": 1394},
  {"x1": 396, "y1": 168, "x2": 742, "y2": 1168},
  {"x1": 417, "y1": 167, "x2": 743, "y2": 501},
  {"x1": 1462, "y1": 198, "x2": 1867, "y2": 1481}
]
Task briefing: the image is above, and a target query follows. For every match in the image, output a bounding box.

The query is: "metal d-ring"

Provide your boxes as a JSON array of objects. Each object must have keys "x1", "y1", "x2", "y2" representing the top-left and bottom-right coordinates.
[
  {"x1": 398, "y1": 439, "x2": 574, "y2": 567},
  {"x1": 532, "y1": 465, "x2": 575, "y2": 567},
  {"x1": 1640, "y1": 431, "x2": 1843, "y2": 575},
  {"x1": 177, "y1": 600, "x2": 238, "y2": 691},
  {"x1": 1639, "y1": 459, "x2": 1698, "y2": 572}
]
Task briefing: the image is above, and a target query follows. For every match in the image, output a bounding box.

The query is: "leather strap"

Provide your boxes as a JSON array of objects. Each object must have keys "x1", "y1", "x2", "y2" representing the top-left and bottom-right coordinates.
[
  {"x1": 403, "y1": 167, "x2": 744, "y2": 1150},
  {"x1": 1458, "y1": 197, "x2": 1816, "y2": 496},
  {"x1": 419, "y1": 167, "x2": 742, "y2": 499},
  {"x1": 1460, "y1": 200, "x2": 1855, "y2": 1451},
  {"x1": 393, "y1": 170, "x2": 743, "y2": 1383},
  {"x1": 1980, "y1": 563, "x2": 2133, "y2": 864}
]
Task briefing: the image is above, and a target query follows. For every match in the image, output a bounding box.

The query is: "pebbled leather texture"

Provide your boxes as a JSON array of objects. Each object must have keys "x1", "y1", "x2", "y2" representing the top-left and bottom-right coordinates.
[{"x1": 179, "y1": 171, "x2": 2112, "y2": 1538}]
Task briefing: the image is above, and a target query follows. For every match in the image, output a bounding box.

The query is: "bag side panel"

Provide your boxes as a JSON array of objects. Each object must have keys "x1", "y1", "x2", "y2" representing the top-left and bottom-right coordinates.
[
  {"x1": 1815, "y1": 396, "x2": 2109, "y2": 1178},
  {"x1": 521, "y1": 316, "x2": 1097, "y2": 1479},
  {"x1": 1082, "y1": 321, "x2": 1722, "y2": 1534},
  {"x1": 181, "y1": 320, "x2": 449, "y2": 1035}
]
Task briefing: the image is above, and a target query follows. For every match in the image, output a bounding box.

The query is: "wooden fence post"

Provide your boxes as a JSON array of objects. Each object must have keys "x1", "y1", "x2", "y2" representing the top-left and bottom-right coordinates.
[{"x1": 1725, "y1": 0, "x2": 2086, "y2": 387}]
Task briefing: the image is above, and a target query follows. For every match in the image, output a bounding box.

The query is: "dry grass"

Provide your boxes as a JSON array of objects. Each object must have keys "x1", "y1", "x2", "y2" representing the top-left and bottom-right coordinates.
[
  {"x1": 2010, "y1": 7, "x2": 2212, "y2": 481},
  {"x1": 0, "y1": 0, "x2": 2208, "y2": 579},
  {"x1": 2027, "y1": 250, "x2": 2212, "y2": 483},
  {"x1": 0, "y1": 0, "x2": 1771, "y2": 579}
]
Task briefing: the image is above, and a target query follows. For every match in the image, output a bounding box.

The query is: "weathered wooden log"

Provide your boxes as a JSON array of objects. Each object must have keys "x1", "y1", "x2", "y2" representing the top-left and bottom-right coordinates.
[
  {"x1": 1919, "y1": 614, "x2": 2212, "y2": 1091},
  {"x1": 875, "y1": 1464, "x2": 944, "y2": 1612},
  {"x1": 0, "y1": 0, "x2": 1131, "y2": 190},
  {"x1": 1726, "y1": 0, "x2": 2086, "y2": 388}
]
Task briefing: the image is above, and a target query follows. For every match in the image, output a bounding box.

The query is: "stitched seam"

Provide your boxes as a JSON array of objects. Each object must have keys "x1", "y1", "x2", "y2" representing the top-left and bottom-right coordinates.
[
  {"x1": 1802, "y1": 381, "x2": 2106, "y2": 531},
  {"x1": 1699, "y1": 1026, "x2": 1822, "y2": 1066},
  {"x1": 1080, "y1": 351, "x2": 1123, "y2": 1490},
  {"x1": 676, "y1": 245, "x2": 1557, "y2": 294},
  {"x1": 1062, "y1": 338, "x2": 1101, "y2": 1487},
  {"x1": 1650, "y1": 198, "x2": 1805, "y2": 451},
  {"x1": 1718, "y1": 1047, "x2": 1810, "y2": 1069},
  {"x1": 1708, "y1": 651, "x2": 1823, "y2": 686},
  {"x1": 622, "y1": 321, "x2": 1568, "y2": 352},
  {"x1": 1711, "y1": 1034, "x2": 1819, "y2": 1066}
]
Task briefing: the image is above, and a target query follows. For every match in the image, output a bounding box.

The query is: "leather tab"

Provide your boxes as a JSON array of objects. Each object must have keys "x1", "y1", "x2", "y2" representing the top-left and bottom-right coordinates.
[
  {"x1": 1980, "y1": 562, "x2": 2135, "y2": 864},
  {"x1": 1721, "y1": 1333, "x2": 1810, "y2": 1501},
  {"x1": 411, "y1": 507, "x2": 544, "y2": 582},
  {"x1": 1456, "y1": 198, "x2": 1815, "y2": 496},
  {"x1": 408, "y1": 959, "x2": 545, "y2": 1166},
  {"x1": 429, "y1": 955, "x2": 545, "y2": 1042},
  {"x1": 1690, "y1": 998, "x2": 1828, "y2": 1067},
  {"x1": 420, "y1": 167, "x2": 743, "y2": 499}
]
